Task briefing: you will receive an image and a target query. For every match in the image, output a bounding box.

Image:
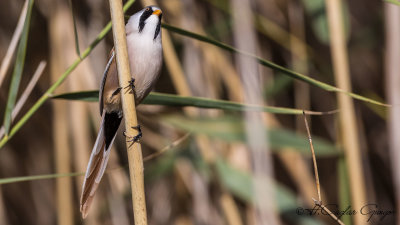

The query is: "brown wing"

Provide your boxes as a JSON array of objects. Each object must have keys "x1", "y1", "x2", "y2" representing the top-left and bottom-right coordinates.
[{"x1": 99, "y1": 49, "x2": 116, "y2": 115}]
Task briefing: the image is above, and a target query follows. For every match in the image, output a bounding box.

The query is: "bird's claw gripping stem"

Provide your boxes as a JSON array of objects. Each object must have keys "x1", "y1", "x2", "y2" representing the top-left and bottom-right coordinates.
[
  {"x1": 124, "y1": 78, "x2": 136, "y2": 94},
  {"x1": 123, "y1": 125, "x2": 142, "y2": 146}
]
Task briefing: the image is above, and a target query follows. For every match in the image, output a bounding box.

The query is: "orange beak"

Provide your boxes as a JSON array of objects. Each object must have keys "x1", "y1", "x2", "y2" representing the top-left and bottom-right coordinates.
[{"x1": 152, "y1": 9, "x2": 162, "y2": 17}]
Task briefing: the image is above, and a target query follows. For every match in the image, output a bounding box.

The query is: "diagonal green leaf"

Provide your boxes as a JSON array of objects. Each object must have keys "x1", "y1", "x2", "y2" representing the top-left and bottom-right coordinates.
[
  {"x1": 362, "y1": 92, "x2": 387, "y2": 119},
  {"x1": 0, "y1": 0, "x2": 136, "y2": 149},
  {"x1": 52, "y1": 90, "x2": 99, "y2": 101},
  {"x1": 52, "y1": 90, "x2": 335, "y2": 115},
  {"x1": 161, "y1": 23, "x2": 388, "y2": 107},
  {"x1": 163, "y1": 115, "x2": 340, "y2": 156},
  {"x1": 0, "y1": 172, "x2": 84, "y2": 185},
  {"x1": 2, "y1": 0, "x2": 34, "y2": 135},
  {"x1": 69, "y1": 0, "x2": 81, "y2": 58},
  {"x1": 144, "y1": 92, "x2": 309, "y2": 115}
]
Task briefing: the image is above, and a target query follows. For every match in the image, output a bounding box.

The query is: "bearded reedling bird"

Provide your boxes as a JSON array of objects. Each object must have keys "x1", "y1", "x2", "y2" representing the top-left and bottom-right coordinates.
[{"x1": 80, "y1": 6, "x2": 163, "y2": 218}]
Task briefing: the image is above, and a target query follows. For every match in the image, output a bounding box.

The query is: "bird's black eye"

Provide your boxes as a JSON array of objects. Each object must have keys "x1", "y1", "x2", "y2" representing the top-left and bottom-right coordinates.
[{"x1": 146, "y1": 8, "x2": 150, "y2": 11}]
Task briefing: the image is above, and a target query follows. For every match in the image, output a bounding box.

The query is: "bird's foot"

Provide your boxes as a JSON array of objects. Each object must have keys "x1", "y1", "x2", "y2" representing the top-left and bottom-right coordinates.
[
  {"x1": 124, "y1": 78, "x2": 136, "y2": 94},
  {"x1": 123, "y1": 125, "x2": 142, "y2": 145}
]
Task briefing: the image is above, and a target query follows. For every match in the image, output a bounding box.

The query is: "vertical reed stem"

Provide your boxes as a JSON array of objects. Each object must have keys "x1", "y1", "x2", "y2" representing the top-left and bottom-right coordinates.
[
  {"x1": 325, "y1": 0, "x2": 366, "y2": 224},
  {"x1": 49, "y1": 4, "x2": 75, "y2": 224},
  {"x1": 108, "y1": 1, "x2": 148, "y2": 224},
  {"x1": 384, "y1": 2, "x2": 400, "y2": 223},
  {"x1": 231, "y1": 0, "x2": 278, "y2": 224}
]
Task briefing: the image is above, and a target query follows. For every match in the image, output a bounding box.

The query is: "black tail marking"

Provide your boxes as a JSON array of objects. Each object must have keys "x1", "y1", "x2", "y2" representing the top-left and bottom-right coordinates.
[{"x1": 104, "y1": 112, "x2": 122, "y2": 150}]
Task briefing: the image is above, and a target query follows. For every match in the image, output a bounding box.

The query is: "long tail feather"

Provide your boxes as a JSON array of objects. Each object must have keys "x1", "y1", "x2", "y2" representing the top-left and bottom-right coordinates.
[{"x1": 80, "y1": 111, "x2": 122, "y2": 218}]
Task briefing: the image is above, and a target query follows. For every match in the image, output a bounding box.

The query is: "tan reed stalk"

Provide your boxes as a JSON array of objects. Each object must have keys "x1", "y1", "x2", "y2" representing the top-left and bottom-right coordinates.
[
  {"x1": 220, "y1": 193, "x2": 243, "y2": 225},
  {"x1": 161, "y1": 28, "x2": 192, "y2": 98},
  {"x1": 52, "y1": 41, "x2": 74, "y2": 225},
  {"x1": 325, "y1": 0, "x2": 367, "y2": 224},
  {"x1": 108, "y1": 1, "x2": 148, "y2": 224},
  {"x1": 49, "y1": 4, "x2": 75, "y2": 225},
  {"x1": 384, "y1": 2, "x2": 400, "y2": 223}
]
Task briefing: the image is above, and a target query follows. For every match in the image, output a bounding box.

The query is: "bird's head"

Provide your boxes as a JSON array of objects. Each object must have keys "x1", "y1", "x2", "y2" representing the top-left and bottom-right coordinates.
[{"x1": 126, "y1": 6, "x2": 162, "y2": 40}]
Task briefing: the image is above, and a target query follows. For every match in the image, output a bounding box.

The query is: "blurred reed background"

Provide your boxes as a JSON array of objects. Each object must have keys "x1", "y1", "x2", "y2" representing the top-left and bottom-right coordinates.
[{"x1": 0, "y1": 0, "x2": 396, "y2": 225}]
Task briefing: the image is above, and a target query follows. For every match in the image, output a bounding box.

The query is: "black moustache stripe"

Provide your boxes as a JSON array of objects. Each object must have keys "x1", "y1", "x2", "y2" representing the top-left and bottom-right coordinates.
[
  {"x1": 139, "y1": 7, "x2": 153, "y2": 32},
  {"x1": 154, "y1": 16, "x2": 161, "y2": 40}
]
